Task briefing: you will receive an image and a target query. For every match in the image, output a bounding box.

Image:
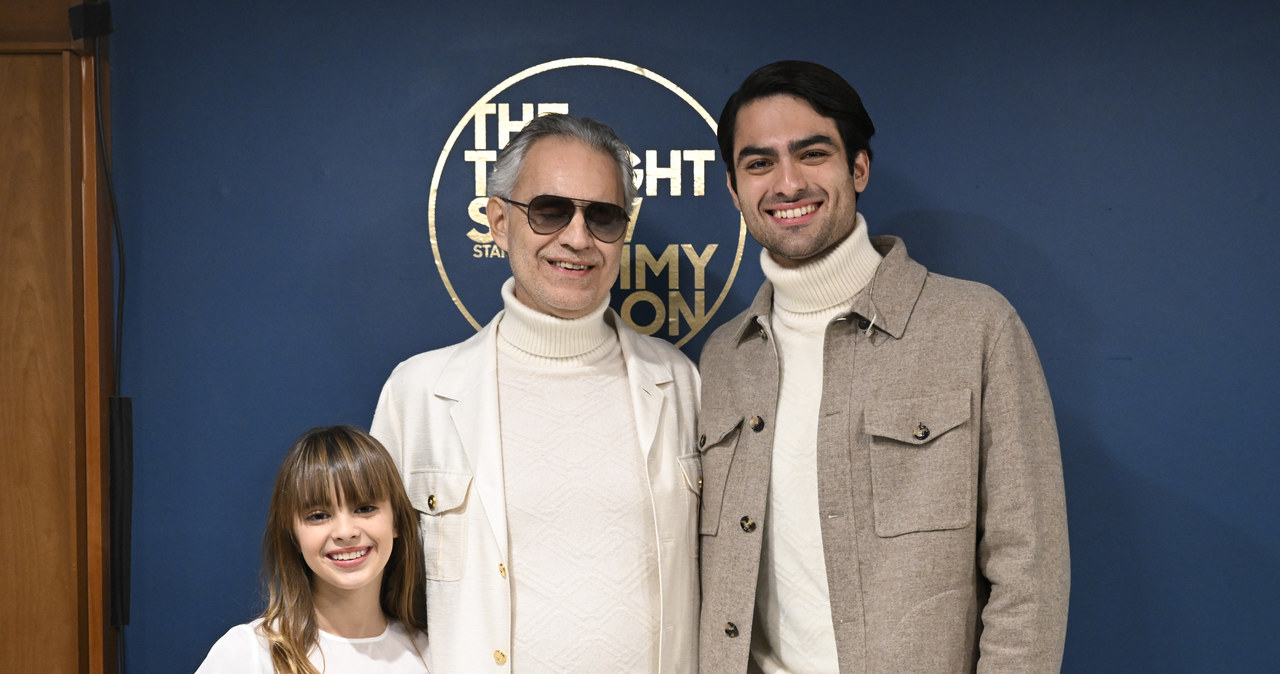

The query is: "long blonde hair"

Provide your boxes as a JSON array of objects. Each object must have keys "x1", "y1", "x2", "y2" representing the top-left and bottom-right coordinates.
[{"x1": 258, "y1": 425, "x2": 426, "y2": 673}]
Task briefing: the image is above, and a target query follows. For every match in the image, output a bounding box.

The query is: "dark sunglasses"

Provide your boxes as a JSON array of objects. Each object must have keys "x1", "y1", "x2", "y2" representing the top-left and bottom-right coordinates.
[{"x1": 501, "y1": 195, "x2": 630, "y2": 243}]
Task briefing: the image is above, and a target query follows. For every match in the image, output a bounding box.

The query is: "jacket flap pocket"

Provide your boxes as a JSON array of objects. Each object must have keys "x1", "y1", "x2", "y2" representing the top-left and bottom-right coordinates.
[
  {"x1": 697, "y1": 402, "x2": 743, "y2": 454},
  {"x1": 696, "y1": 403, "x2": 743, "y2": 536},
  {"x1": 406, "y1": 470, "x2": 473, "y2": 515},
  {"x1": 865, "y1": 388, "x2": 972, "y2": 446}
]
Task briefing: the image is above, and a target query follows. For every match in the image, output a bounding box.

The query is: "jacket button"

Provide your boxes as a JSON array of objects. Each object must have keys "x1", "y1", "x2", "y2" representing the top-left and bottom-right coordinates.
[
  {"x1": 913, "y1": 422, "x2": 930, "y2": 441},
  {"x1": 427, "y1": 494, "x2": 437, "y2": 510},
  {"x1": 698, "y1": 433, "x2": 707, "y2": 448},
  {"x1": 494, "y1": 650, "x2": 507, "y2": 664},
  {"x1": 857, "y1": 317, "x2": 871, "y2": 330},
  {"x1": 749, "y1": 415, "x2": 765, "y2": 432},
  {"x1": 698, "y1": 476, "x2": 703, "y2": 490},
  {"x1": 725, "y1": 622, "x2": 740, "y2": 637},
  {"x1": 740, "y1": 516, "x2": 757, "y2": 533},
  {"x1": 498, "y1": 562, "x2": 507, "y2": 578}
]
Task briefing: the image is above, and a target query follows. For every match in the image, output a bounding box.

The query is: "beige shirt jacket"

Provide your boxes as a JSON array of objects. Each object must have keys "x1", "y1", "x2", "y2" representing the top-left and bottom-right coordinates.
[
  {"x1": 697, "y1": 236, "x2": 1069, "y2": 673},
  {"x1": 372, "y1": 310, "x2": 701, "y2": 674}
]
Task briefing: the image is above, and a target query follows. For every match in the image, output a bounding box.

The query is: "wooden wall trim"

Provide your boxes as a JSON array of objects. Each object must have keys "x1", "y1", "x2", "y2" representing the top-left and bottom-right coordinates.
[
  {"x1": 78, "y1": 42, "x2": 117, "y2": 674},
  {"x1": 0, "y1": 26, "x2": 114, "y2": 673},
  {"x1": 0, "y1": 42, "x2": 80, "y2": 54}
]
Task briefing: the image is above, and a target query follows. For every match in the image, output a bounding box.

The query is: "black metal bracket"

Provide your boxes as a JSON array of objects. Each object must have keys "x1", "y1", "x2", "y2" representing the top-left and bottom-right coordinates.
[{"x1": 69, "y1": 2, "x2": 113, "y2": 40}]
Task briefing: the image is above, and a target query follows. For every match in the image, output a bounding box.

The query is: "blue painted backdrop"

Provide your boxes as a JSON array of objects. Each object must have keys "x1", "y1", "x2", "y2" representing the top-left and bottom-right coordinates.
[{"x1": 110, "y1": 1, "x2": 1279, "y2": 671}]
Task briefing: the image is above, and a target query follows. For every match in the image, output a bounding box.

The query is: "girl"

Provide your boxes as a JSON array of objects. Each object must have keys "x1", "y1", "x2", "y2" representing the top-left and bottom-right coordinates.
[{"x1": 197, "y1": 426, "x2": 430, "y2": 673}]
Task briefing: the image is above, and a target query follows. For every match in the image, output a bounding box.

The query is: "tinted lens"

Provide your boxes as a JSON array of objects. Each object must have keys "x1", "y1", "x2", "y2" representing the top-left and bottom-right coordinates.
[
  {"x1": 583, "y1": 202, "x2": 628, "y2": 242},
  {"x1": 523, "y1": 195, "x2": 628, "y2": 242},
  {"x1": 527, "y1": 195, "x2": 576, "y2": 232}
]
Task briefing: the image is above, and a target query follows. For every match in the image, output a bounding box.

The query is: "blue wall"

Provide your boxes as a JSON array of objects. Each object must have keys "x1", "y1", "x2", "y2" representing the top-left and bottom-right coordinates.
[{"x1": 110, "y1": 1, "x2": 1279, "y2": 671}]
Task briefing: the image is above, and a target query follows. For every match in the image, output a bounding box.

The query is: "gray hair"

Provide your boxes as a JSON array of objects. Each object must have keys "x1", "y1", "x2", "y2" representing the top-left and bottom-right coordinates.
[{"x1": 486, "y1": 113, "x2": 638, "y2": 208}]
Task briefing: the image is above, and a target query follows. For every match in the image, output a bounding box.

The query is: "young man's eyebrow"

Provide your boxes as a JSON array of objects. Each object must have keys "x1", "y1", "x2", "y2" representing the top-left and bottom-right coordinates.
[
  {"x1": 789, "y1": 134, "x2": 837, "y2": 153},
  {"x1": 737, "y1": 135, "x2": 839, "y2": 165},
  {"x1": 736, "y1": 144, "x2": 778, "y2": 164}
]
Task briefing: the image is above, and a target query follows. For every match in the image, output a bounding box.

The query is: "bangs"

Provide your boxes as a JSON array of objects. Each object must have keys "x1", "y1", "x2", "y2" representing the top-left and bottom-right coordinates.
[{"x1": 280, "y1": 429, "x2": 401, "y2": 514}]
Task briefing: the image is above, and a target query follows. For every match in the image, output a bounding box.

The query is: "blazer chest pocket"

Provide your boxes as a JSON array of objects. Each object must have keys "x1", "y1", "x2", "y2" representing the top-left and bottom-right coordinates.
[
  {"x1": 697, "y1": 408, "x2": 743, "y2": 537},
  {"x1": 866, "y1": 388, "x2": 974, "y2": 537},
  {"x1": 405, "y1": 469, "x2": 473, "y2": 581}
]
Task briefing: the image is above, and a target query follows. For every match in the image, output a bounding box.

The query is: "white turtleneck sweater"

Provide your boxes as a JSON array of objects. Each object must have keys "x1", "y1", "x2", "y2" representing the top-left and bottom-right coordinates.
[
  {"x1": 751, "y1": 214, "x2": 882, "y2": 674},
  {"x1": 493, "y1": 279, "x2": 658, "y2": 672}
]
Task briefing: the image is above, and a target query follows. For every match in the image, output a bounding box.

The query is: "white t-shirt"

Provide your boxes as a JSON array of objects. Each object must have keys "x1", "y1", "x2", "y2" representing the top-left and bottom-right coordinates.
[{"x1": 195, "y1": 618, "x2": 431, "y2": 673}]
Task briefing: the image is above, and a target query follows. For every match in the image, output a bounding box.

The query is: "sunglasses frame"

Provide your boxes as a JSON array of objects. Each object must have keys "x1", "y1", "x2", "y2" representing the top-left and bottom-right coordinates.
[{"x1": 500, "y1": 195, "x2": 630, "y2": 244}]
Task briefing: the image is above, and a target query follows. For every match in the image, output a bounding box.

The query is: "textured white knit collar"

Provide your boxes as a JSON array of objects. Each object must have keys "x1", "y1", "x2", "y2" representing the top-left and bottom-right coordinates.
[
  {"x1": 496, "y1": 277, "x2": 615, "y2": 359},
  {"x1": 761, "y1": 212, "x2": 882, "y2": 315}
]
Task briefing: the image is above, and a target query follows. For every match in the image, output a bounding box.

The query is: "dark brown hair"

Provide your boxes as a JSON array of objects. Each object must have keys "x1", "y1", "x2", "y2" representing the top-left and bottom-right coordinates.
[{"x1": 718, "y1": 60, "x2": 876, "y2": 191}]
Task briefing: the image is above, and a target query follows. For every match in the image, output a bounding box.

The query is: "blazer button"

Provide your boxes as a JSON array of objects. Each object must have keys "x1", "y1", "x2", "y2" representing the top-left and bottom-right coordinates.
[
  {"x1": 498, "y1": 563, "x2": 507, "y2": 578},
  {"x1": 427, "y1": 494, "x2": 437, "y2": 510},
  {"x1": 740, "y1": 516, "x2": 757, "y2": 533},
  {"x1": 698, "y1": 433, "x2": 707, "y2": 448},
  {"x1": 857, "y1": 317, "x2": 871, "y2": 330},
  {"x1": 494, "y1": 650, "x2": 507, "y2": 664},
  {"x1": 725, "y1": 622, "x2": 740, "y2": 637},
  {"x1": 913, "y1": 422, "x2": 930, "y2": 441},
  {"x1": 749, "y1": 415, "x2": 765, "y2": 432}
]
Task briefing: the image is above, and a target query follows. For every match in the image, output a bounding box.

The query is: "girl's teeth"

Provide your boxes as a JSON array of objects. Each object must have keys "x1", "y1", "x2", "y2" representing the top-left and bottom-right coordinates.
[{"x1": 330, "y1": 549, "x2": 368, "y2": 561}]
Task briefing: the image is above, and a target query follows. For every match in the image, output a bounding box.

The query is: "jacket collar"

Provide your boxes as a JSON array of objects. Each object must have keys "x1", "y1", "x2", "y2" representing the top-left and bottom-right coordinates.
[
  {"x1": 432, "y1": 314, "x2": 501, "y2": 402},
  {"x1": 730, "y1": 235, "x2": 927, "y2": 344}
]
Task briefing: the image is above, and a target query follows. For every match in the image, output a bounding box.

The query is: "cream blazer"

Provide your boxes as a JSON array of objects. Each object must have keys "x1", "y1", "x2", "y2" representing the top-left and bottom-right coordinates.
[{"x1": 372, "y1": 310, "x2": 700, "y2": 674}]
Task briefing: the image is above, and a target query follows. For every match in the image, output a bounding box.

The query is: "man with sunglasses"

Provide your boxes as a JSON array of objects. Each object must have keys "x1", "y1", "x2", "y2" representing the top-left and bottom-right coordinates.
[
  {"x1": 373, "y1": 113, "x2": 700, "y2": 673},
  {"x1": 696, "y1": 61, "x2": 1069, "y2": 672}
]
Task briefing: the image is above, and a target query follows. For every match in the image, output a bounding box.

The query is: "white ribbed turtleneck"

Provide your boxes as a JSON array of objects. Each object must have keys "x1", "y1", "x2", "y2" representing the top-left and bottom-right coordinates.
[
  {"x1": 761, "y1": 211, "x2": 883, "y2": 315},
  {"x1": 495, "y1": 278, "x2": 615, "y2": 365},
  {"x1": 751, "y1": 214, "x2": 881, "y2": 674}
]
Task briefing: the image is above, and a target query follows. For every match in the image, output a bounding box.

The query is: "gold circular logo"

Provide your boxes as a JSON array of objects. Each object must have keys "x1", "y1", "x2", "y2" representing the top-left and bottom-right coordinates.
[{"x1": 428, "y1": 57, "x2": 744, "y2": 348}]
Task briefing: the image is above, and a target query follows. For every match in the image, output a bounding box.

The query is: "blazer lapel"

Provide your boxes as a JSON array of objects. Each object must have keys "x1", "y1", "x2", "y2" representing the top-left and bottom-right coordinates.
[{"x1": 617, "y1": 315, "x2": 672, "y2": 462}]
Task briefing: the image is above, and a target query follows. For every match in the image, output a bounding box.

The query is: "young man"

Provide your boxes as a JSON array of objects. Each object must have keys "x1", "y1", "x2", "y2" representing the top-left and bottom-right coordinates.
[
  {"x1": 697, "y1": 61, "x2": 1069, "y2": 672},
  {"x1": 373, "y1": 114, "x2": 700, "y2": 673}
]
